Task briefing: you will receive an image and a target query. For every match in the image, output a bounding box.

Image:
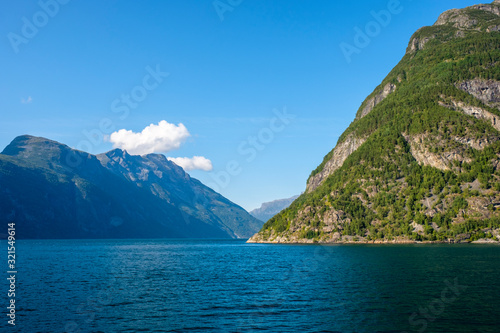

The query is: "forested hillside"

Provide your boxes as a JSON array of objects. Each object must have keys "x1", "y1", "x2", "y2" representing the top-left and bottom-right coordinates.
[{"x1": 249, "y1": 1, "x2": 500, "y2": 243}]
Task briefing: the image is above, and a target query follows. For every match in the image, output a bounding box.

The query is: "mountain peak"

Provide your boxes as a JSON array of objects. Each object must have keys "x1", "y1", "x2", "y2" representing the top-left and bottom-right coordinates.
[
  {"x1": 98, "y1": 149, "x2": 181, "y2": 174},
  {"x1": 99, "y1": 148, "x2": 130, "y2": 160},
  {"x1": 2, "y1": 135, "x2": 57, "y2": 155},
  {"x1": 407, "y1": 1, "x2": 500, "y2": 54},
  {"x1": 142, "y1": 152, "x2": 169, "y2": 163},
  {"x1": 1, "y1": 135, "x2": 80, "y2": 164},
  {"x1": 434, "y1": 2, "x2": 500, "y2": 27}
]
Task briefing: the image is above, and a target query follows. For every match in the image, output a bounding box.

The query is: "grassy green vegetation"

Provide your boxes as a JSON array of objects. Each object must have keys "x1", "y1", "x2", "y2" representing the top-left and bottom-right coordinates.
[{"x1": 261, "y1": 4, "x2": 500, "y2": 243}]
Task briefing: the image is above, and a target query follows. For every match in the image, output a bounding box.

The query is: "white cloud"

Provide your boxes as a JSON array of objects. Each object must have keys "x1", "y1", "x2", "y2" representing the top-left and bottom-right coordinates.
[
  {"x1": 21, "y1": 96, "x2": 32, "y2": 104},
  {"x1": 168, "y1": 156, "x2": 213, "y2": 171},
  {"x1": 108, "y1": 120, "x2": 190, "y2": 155}
]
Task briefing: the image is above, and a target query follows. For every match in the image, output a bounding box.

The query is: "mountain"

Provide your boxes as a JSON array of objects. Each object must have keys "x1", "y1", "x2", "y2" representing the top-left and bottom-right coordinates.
[
  {"x1": 250, "y1": 195, "x2": 300, "y2": 222},
  {"x1": 0, "y1": 135, "x2": 262, "y2": 239},
  {"x1": 249, "y1": 1, "x2": 500, "y2": 244}
]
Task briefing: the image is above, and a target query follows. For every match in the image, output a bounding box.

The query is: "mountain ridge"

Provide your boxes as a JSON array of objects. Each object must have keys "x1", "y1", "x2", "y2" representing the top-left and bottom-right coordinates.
[
  {"x1": 250, "y1": 195, "x2": 300, "y2": 222},
  {"x1": 0, "y1": 135, "x2": 262, "y2": 239}
]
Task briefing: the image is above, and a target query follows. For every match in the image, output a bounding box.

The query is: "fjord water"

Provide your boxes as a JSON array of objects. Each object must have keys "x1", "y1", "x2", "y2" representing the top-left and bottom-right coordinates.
[{"x1": 3, "y1": 240, "x2": 500, "y2": 332}]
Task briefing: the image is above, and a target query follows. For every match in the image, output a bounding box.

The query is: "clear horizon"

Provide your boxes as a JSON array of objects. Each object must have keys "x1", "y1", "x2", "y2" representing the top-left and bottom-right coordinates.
[{"x1": 0, "y1": 0, "x2": 483, "y2": 210}]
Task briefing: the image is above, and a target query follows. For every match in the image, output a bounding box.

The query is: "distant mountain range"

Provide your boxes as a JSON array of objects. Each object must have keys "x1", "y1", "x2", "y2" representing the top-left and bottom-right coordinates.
[
  {"x1": 0, "y1": 135, "x2": 263, "y2": 239},
  {"x1": 250, "y1": 195, "x2": 300, "y2": 222}
]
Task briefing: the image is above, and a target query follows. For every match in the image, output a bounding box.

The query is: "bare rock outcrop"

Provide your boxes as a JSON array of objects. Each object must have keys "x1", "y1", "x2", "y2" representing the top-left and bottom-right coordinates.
[
  {"x1": 358, "y1": 83, "x2": 396, "y2": 119},
  {"x1": 407, "y1": 34, "x2": 435, "y2": 54},
  {"x1": 321, "y1": 209, "x2": 349, "y2": 233},
  {"x1": 470, "y1": 3, "x2": 500, "y2": 16},
  {"x1": 439, "y1": 99, "x2": 500, "y2": 131},
  {"x1": 458, "y1": 79, "x2": 500, "y2": 110},
  {"x1": 404, "y1": 134, "x2": 472, "y2": 171},
  {"x1": 487, "y1": 24, "x2": 500, "y2": 31},
  {"x1": 435, "y1": 9, "x2": 480, "y2": 29},
  {"x1": 452, "y1": 136, "x2": 493, "y2": 150},
  {"x1": 306, "y1": 134, "x2": 366, "y2": 192}
]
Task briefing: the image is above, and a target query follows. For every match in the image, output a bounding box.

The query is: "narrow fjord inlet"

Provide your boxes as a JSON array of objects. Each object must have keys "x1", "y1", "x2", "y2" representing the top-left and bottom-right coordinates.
[{"x1": 1, "y1": 0, "x2": 500, "y2": 332}]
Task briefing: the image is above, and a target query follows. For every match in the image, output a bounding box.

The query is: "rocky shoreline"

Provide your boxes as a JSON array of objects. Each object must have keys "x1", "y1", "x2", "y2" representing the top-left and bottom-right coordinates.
[
  {"x1": 247, "y1": 234, "x2": 500, "y2": 245},
  {"x1": 247, "y1": 226, "x2": 500, "y2": 244},
  {"x1": 246, "y1": 239, "x2": 500, "y2": 245}
]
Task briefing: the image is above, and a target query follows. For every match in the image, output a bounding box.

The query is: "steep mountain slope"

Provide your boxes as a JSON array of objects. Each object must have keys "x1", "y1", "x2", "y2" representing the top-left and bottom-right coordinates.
[
  {"x1": 250, "y1": 195, "x2": 300, "y2": 222},
  {"x1": 0, "y1": 135, "x2": 262, "y2": 239},
  {"x1": 250, "y1": 1, "x2": 500, "y2": 244},
  {"x1": 96, "y1": 148, "x2": 263, "y2": 238}
]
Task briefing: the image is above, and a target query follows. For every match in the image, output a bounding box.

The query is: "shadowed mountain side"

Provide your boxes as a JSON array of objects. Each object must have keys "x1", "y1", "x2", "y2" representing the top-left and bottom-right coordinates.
[{"x1": 0, "y1": 135, "x2": 262, "y2": 239}]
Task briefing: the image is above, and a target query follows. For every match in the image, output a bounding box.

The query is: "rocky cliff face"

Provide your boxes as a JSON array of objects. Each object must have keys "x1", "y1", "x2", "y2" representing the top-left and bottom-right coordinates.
[
  {"x1": 307, "y1": 134, "x2": 366, "y2": 192},
  {"x1": 458, "y1": 79, "x2": 500, "y2": 109},
  {"x1": 439, "y1": 98, "x2": 500, "y2": 131},
  {"x1": 358, "y1": 83, "x2": 397, "y2": 119},
  {"x1": 403, "y1": 133, "x2": 473, "y2": 171},
  {"x1": 0, "y1": 135, "x2": 262, "y2": 239},
  {"x1": 250, "y1": 1, "x2": 500, "y2": 244}
]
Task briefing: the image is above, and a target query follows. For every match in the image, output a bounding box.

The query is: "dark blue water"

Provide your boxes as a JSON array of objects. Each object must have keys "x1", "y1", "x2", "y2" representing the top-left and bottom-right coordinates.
[{"x1": 1, "y1": 240, "x2": 500, "y2": 332}]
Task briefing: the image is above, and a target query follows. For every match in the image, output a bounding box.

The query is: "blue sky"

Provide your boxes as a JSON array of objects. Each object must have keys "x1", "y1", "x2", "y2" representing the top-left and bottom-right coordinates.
[{"x1": 0, "y1": 0, "x2": 484, "y2": 210}]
